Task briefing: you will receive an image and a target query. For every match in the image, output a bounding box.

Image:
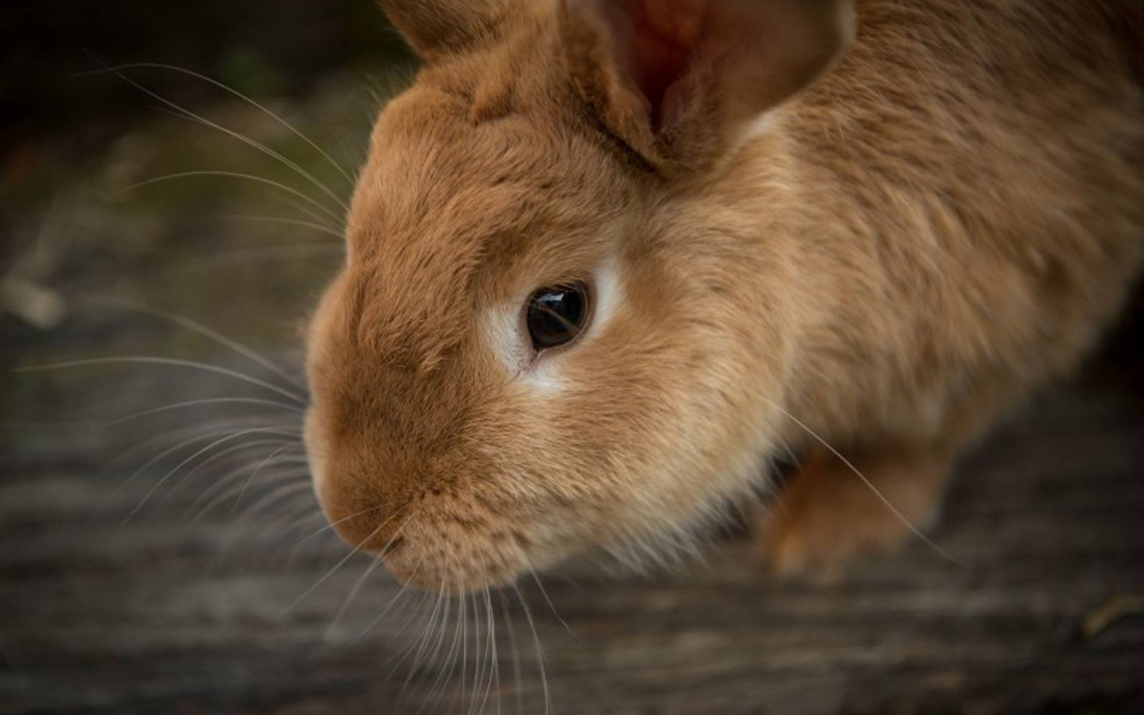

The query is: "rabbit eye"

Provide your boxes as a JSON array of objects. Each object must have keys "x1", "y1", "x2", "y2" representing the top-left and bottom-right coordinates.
[{"x1": 526, "y1": 282, "x2": 591, "y2": 351}]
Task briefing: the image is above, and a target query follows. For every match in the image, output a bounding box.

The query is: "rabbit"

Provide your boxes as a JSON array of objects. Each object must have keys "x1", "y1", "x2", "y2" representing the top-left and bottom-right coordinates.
[{"x1": 302, "y1": 0, "x2": 1144, "y2": 591}]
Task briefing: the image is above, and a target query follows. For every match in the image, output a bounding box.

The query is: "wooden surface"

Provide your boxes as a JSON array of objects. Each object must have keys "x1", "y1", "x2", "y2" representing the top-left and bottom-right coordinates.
[
  {"x1": 1, "y1": 48, "x2": 1143, "y2": 714},
  {"x1": 2, "y1": 330, "x2": 1144, "y2": 715}
]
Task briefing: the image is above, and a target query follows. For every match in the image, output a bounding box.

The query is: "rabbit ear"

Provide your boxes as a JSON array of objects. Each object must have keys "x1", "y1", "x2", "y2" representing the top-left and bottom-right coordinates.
[
  {"x1": 380, "y1": 0, "x2": 510, "y2": 60},
  {"x1": 559, "y1": 0, "x2": 854, "y2": 173}
]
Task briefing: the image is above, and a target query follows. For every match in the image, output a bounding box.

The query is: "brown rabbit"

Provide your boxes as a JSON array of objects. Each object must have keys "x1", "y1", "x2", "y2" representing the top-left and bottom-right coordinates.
[{"x1": 302, "y1": 0, "x2": 1144, "y2": 591}]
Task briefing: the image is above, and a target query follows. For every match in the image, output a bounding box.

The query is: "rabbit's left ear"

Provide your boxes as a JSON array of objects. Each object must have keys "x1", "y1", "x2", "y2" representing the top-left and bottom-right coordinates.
[
  {"x1": 559, "y1": 0, "x2": 855, "y2": 173},
  {"x1": 380, "y1": 0, "x2": 510, "y2": 61}
]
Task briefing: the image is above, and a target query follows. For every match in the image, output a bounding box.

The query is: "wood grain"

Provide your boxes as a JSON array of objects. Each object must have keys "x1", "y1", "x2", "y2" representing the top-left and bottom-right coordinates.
[{"x1": 3, "y1": 353, "x2": 1143, "y2": 715}]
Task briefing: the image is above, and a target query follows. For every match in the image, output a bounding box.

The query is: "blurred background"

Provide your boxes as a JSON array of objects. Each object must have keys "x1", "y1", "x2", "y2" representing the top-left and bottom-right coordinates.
[{"x1": 2, "y1": 2, "x2": 1144, "y2": 714}]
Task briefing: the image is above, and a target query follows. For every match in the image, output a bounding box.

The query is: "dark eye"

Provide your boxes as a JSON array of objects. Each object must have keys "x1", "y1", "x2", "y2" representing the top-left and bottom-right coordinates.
[{"x1": 526, "y1": 282, "x2": 591, "y2": 351}]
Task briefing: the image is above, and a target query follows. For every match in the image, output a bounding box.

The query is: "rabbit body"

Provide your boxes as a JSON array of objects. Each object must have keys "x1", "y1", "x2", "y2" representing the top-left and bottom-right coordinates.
[{"x1": 303, "y1": 0, "x2": 1144, "y2": 588}]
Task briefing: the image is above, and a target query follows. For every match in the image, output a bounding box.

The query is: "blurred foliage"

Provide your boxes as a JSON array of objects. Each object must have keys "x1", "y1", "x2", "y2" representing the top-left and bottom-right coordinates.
[
  {"x1": 0, "y1": 1, "x2": 418, "y2": 409},
  {"x1": 0, "y1": 0, "x2": 413, "y2": 154}
]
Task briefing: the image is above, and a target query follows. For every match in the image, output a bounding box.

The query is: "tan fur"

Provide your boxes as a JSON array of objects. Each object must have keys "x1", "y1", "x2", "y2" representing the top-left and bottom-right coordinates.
[{"x1": 303, "y1": 0, "x2": 1144, "y2": 591}]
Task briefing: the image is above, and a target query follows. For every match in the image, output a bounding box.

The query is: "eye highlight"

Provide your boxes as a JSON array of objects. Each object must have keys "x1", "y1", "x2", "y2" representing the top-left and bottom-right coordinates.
[{"x1": 525, "y1": 282, "x2": 591, "y2": 351}]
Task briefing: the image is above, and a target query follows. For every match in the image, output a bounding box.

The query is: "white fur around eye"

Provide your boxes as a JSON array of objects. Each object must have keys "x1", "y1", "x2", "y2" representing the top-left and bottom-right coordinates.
[{"x1": 481, "y1": 260, "x2": 621, "y2": 392}]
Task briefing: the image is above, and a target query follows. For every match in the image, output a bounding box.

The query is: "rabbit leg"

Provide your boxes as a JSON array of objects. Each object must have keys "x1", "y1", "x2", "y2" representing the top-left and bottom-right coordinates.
[{"x1": 758, "y1": 442, "x2": 954, "y2": 576}]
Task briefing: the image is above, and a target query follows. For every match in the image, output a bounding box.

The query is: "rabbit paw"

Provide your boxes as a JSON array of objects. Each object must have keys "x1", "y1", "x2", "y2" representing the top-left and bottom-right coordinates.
[{"x1": 758, "y1": 445, "x2": 951, "y2": 577}]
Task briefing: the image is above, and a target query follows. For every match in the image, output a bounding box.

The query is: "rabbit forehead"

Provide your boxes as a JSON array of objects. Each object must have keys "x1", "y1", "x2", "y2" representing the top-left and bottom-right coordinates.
[
  {"x1": 332, "y1": 94, "x2": 631, "y2": 382},
  {"x1": 350, "y1": 85, "x2": 628, "y2": 251}
]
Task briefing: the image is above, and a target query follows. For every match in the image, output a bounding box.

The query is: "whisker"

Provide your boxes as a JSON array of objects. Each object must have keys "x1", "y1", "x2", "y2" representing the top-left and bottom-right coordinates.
[
  {"x1": 233, "y1": 496, "x2": 324, "y2": 570},
  {"x1": 168, "y1": 243, "x2": 345, "y2": 275},
  {"x1": 375, "y1": 588, "x2": 434, "y2": 687},
  {"x1": 282, "y1": 504, "x2": 407, "y2": 615},
  {"x1": 479, "y1": 587, "x2": 499, "y2": 715},
  {"x1": 351, "y1": 556, "x2": 425, "y2": 648},
  {"x1": 394, "y1": 575, "x2": 447, "y2": 685},
  {"x1": 210, "y1": 479, "x2": 318, "y2": 567},
  {"x1": 84, "y1": 297, "x2": 307, "y2": 390},
  {"x1": 325, "y1": 517, "x2": 411, "y2": 639},
  {"x1": 220, "y1": 214, "x2": 347, "y2": 240},
  {"x1": 233, "y1": 479, "x2": 314, "y2": 524},
  {"x1": 396, "y1": 578, "x2": 447, "y2": 699},
  {"x1": 459, "y1": 590, "x2": 470, "y2": 711},
  {"x1": 83, "y1": 62, "x2": 357, "y2": 188},
  {"x1": 131, "y1": 426, "x2": 296, "y2": 517},
  {"x1": 99, "y1": 397, "x2": 301, "y2": 428},
  {"x1": 231, "y1": 443, "x2": 307, "y2": 512},
  {"x1": 14, "y1": 357, "x2": 308, "y2": 405},
  {"x1": 181, "y1": 438, "x2": 302, "y2": 519},
  {"x1": 325, "y1": 554, "x2": 385, "y2": 640},
  {"x1": 760, "y1": 396, "x2": 963, "y2": 566},
  {"x1": 263, "y1": 190, "x2": 350, "y2": 232},
  {"x1": 467, "y1": 592, "x2": 480, "y2": 715},
  {"x1": 289, "y1": 503, "x2": 387, "y2": 553},
  {"x1": 193, "y1": 466, "x2": 308, "y2": 524},
  {"x1": 111, "y1": 171, "x2": 343, "y2": 226},
  {"x1": 420, "y1": 587, "x2": 465, "y2": 714},
  {"x1": 523, "y1": 563, "x2": 579, "y2": 644},
  {"x1": 90, "y1": 63, "x2": 350, "y2": 216},
  {"x1": 173, "y1": 243, "x2": 345, "y2": 273},
  {"x1": 497, "y1": 590, "x2": 524, "y2": 715},
  {"x1": 106, "y1": 419, "x2": 287, "y2": 508},
  {"x1": 510, "y1": 582, "x2": 549, "y2": 715}
]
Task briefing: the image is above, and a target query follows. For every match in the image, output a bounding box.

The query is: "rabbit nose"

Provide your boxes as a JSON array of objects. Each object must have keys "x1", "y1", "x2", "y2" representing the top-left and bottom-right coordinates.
[{"x1": 324, "y1": 498, "x2": 405, "y2": 553}]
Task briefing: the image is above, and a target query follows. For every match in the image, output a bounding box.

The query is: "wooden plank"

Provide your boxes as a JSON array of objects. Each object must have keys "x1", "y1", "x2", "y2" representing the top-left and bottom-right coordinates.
[{"x1": 2, "y1": 357, "x2": 1143, "y2": 714}]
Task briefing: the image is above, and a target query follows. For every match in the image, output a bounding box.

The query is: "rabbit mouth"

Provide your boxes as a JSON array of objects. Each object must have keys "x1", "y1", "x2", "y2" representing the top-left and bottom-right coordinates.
[{"x1": 378, "y1": 519, "x2": 530, "y2": 594}]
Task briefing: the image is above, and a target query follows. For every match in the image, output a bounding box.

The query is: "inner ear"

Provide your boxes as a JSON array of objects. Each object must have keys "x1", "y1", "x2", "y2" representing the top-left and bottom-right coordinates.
[
  {"x1": 561, "y1": 0, "x2": 855, "y2": 173},
  {"x1": 620, "y1": 0, "x2": 709, "y2": 129}
]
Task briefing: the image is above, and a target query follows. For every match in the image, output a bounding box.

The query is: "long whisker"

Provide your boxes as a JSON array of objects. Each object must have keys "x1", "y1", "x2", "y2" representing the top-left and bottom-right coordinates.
[
  {"x1": 233, "y1": 480, "x2": 314, "y2": 525},
  {"x1": 84, "y1": 298, "x2": 307, "y2": 390},
  {"x1": 170, "y1": 243, "x2": 345, "y2": 274},
  {"x1": 230, "y1": 443, "x2": 307, "y2": 512},
  {"x1": 351, "y1": 556, "x2": 426, "y2": 648},
  {"x1": 760, "y1": 396, "x2": 963, "y2": 566},
  {"x1": 471, "y1": 589, "x2": 495, "y2": 715},
  {"x1": 521, "y1": 562, "x2": 578, "y2": 643},
  {"x1": 396, "y1": 574, "x2": 447, "y2": 685},
  {"x1": 327, "y1": 555, "x2": 387, "y2": 639},
  {"x1": 263, "y1": 191, "x2": 349, "y2": 232},
  {"x1": 510, "y1": 582, "x2": 549, "y2": 715},
  {"x1": 90, "y1": 63, "x2": 350, "y2": 216},
  {"x1": 282, "y1": 504, "x2": 407, "y2": 615},
  {"x1": 479, "y1": 586, "x2": 499, "y2": 715},
  {"x1": 373, "y1": 588, "x2": 431, "y2": 689},
  {"x1": 14, "y1": 357, "x2": 308, "y2": 405},
  {"x1": 325, "y1": 516, "x2": 411, "y2": 639},
  {"x1": 112, "y1": 171, "x2": 343, "y2": 226},
  {"x1": 289, "y1": 503, "x2": 387, "y2": 553},
  {"x1": 212, "y1": 478, "x2": 318, "y2": 565},
  {"x1": 99, "y1": 397, "x2": 301, "y2": 428},
  {"x1": 420, "y1": 587, "x2": 465, "y2": 715},
  {"x1": 497, "y1": 591, "x2": 524, "y2": 715},
  {"x1": 181, "y1": 438, "x2": 302, "y2": 519},
  {"x1": 82, "y1": 62, "x2": 357, "y2": 188},
  {"x1": 131, "y1": 426, "x2": 294, "y2": 517},
  {"x1": 220, "y1": 214, "x2": 347, "y2": 240},
  {"x1": 198, "y1": 468, "x2": 310, "y2": 525},
  {"x1": 98, "y1": 395, "x2": 302, "y2": 430},
  {"x1": 107, "y1": 419, "x2": 286, "y2": 508},
  {"x1": 393, "y1": 577, "x2": 446, "y2": 701}
]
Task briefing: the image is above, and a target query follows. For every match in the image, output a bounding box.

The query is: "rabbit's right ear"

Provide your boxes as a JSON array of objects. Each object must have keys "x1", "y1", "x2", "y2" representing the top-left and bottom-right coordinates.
[
  {"x1": 559, "y1": 0, "x2": 854, "y2": 174},
  {"x1": 380, "y1": 0, "x2": 510, "y2": 61}
]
